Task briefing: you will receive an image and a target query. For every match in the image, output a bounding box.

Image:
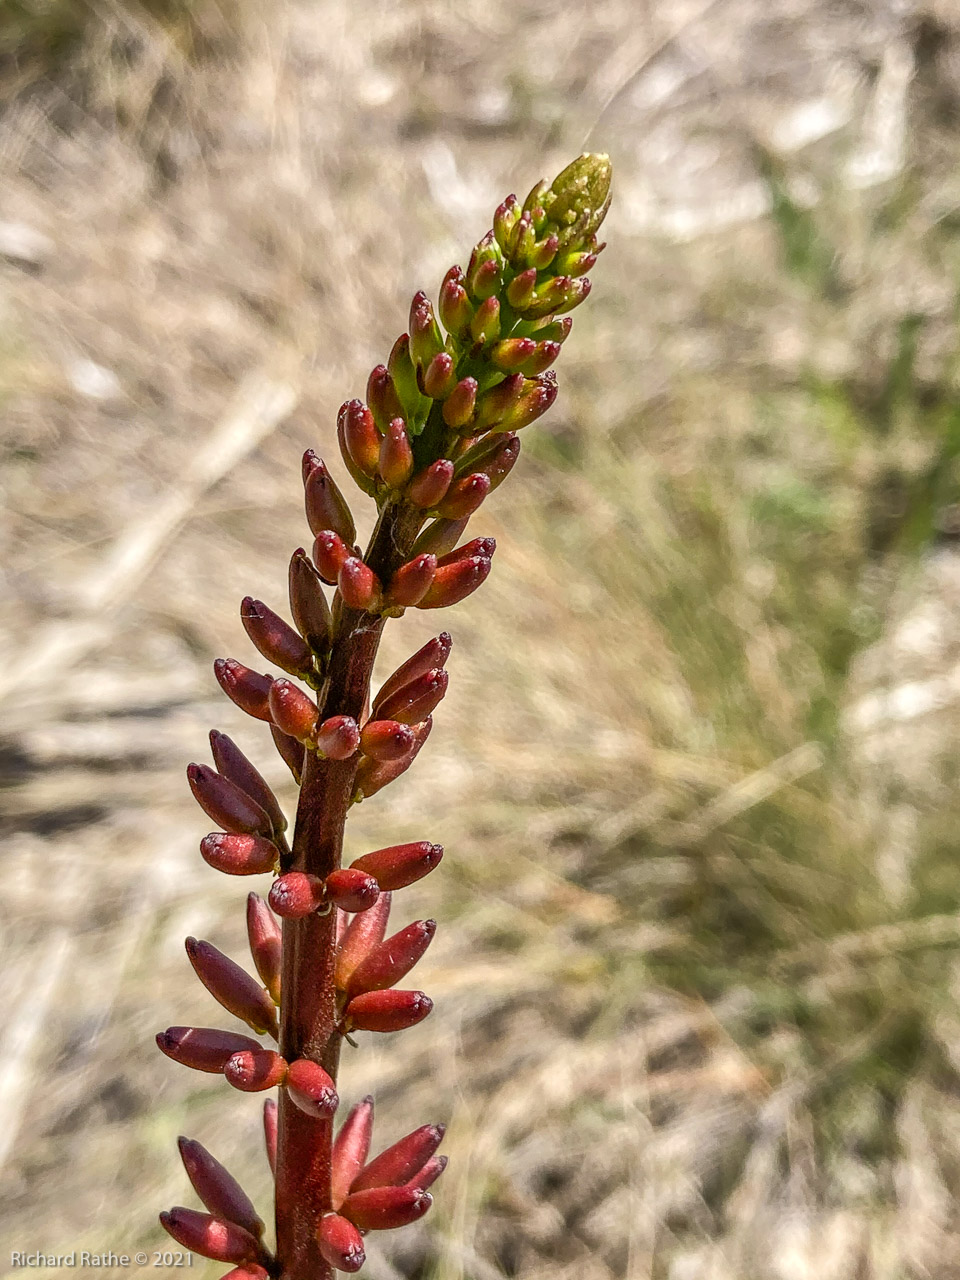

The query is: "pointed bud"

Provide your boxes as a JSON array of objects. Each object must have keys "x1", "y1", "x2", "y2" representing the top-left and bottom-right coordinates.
[
  {"x1": 406, "y1": 1155, "x2": 447, "y2": 1192},
  {"x1": 522, "y1": 177, "x2": 549, "y2": 215},
  {"x1": 246, "y1": 893, "x2": 282, "y2": 1004},
  {"x1": 177, "y1": 1137, "x2": 265, "y2": 1240},
  {"x1": 331, "y1": 1097, "x2": 375, "y2": 1208},
  {"x1": 285, "y1": 1058, "x2": 339, "y2": 1118},
  {"x1": 437, "y1": 472, "x2": 491, "y2": 520},
  {"x1": 379, "y1": 418, "x2": 414, "y2": 489},
  {"x1": 441, "y1": 377, "x2": 477, "y2": 429},
  {"x1": 315, "y1": 714, "x2": 361, "y2": 760},
  {"x1": 188, "y1": 764, "x2": 272, "y2": 836},
  {"x1": 157, "y1": 1027, "x2": 260, "y2": 1075},
  {"x1": 468, "y1": 296, "x2": 500, "y2": 347},
  {"x1": 462, "y1": 435, "x2": 519, "y2": 493},
  {"x1": 386, "y1": 333, "x2": 425, "y2": 416},
  {"x1": 493, "y1": 194, "x2": 522, "y2": 253},
  {"x1": 421, "y1": 352, "x2": 456, "y2": 401},
  {"x1": 410, "y1": 515, "x2": 469, "y2": 559},
  {"x1": 303, "y1": 451, "x2": 356, "y2": 544},
  {"x1": 338, "y1": 558, "x2": 381, "y2": 613},
  {"x1": 366, "y1": 365, "x2": 404, "y2": 433},
  {"x1": 465, "y1": 230, "x2": 502, "y2": 300},
  {"x1": 271, "y1": 724, "x2": 305, "y2": 785},
  {"x1": 159, "y1": 1208, "x2": 261, "y2": 1266},
  {"x1": 200, "y1": 832, "x2": 279, "y2": 877},
  {"x1": 338, "y1": 399, "x2": 380, "y2": 486},
  {"x1": 506, "y1": 266, "x2": 537, "y2": 309},
  {"x1": 351, "y1": 1124, "x2": 445, "y2": 1194},
  {"x1": 438, "y1": 267, "x2": 473, "y2": 336},
  {"x1": 512, "y1": 212, "x2": 537, "y2": 264},
  {"x1": 340, "y1": 1185, "x2": 433, "y2": 1231},
  {"x1": 474, "y1": 373, "x2": 523, "y2": 431},
  {"x1": 384, "y1": 555, "x2": 436, "y2": 609},
  {"x1": 436, "y1": 537, "x2": 497, "y2": 567},
  {"x1": 185, "y1": 938, "x2": 279, "y2": 1037},
  {"x1": 335, "y1": 891, "x2": 392, "y2": 990},
  {"x1": 312, "y1": 530, "x2": 352, "y2": 585},
  {"x1": 343, "y1": 989, "x2": 433, "y2": 1034},
  {"x1": 554, "y1": 247, "x2": 597, "y2": 278},
  {"x1": 269, "y1": 871, "x2": 327, "y2": 919},
  {"x1": 214, "y1": 659, "x2": 273, "y2": 722},
  {"x1": 324, "y1": 868, "x2": 380, "y2": 913},
  {"x1": 360, "y1": 719, "x2": 417, "y2": 762},
  {"x1": 289, "y1": 549, "x2": 331, "y2": 655},
  {"x1": 418, "y1": 556, "x2": 492, "y2": 609},
  {"x1": 224, "y1": 1048, "x2": 287, "y2": 1093},
  {"x1": 344, "y1": 920, "x2": 436, "y2": 999},
  {"x1": 408, "y1": 460, "x2": 454, "y2": 510},
  {"x1": 263, "y1": 1099, "x2": 278, "y2": 1175},
  {"x1": 527, "y1": 232, "x2": 560, "y2": 271},
  {"x1": 493, "y1": 371, "x2": 558, "y2": 432},
  {"x1": 268, "y1": 679, "x2": 318, "y2": 743},
  {"x1": 210, "y1": 730, "x2": 286, "y2": 837},
  {"x1": 373, "y1": 634, "x2": 452, "y2": 714},
  {"x1": 490, "y1": 337, "x2": 537, "y2": 372},
  {"x1": 408, "y1": 292, "x2": 444, "y2": 370},
  {"x1": 373, "y1": 669, "x2": 448, "y2": 725},
  {"x1": 531, "y1": 315, "x2": 573, "y2": 344},
  {"x1": 519, "y1": 340, "x2": 561, "y2": 376},
  {"x1": 354, "y1": 719, "x2": 432, "y2": 800},
  {"x1": 350, "y1": 841, "x2": 443, "y2": 891},
  {"x1": 317, "y1": 1213, "x2": 365, "y2": 1272}
]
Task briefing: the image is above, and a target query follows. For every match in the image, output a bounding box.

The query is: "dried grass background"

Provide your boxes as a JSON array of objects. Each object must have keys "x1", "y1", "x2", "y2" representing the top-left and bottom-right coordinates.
[{"x1": 5, "y1": 0, "x2": 960, "y2": 1276}]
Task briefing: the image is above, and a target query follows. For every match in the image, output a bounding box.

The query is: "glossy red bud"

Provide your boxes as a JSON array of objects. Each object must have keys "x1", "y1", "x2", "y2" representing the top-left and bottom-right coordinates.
[
  {"x1": 209, "y1": 731, "x2": 286, "y2": 837},
  {"x1": 338, "y1": 558, "x2": 381, "y2": 613},
  {"x1": 384, "y1": 555, "x2": 437, "y2": 609},
  {"x1": 438, "y1": 266, "x2": 472, "y2": 336},
  {"x1": 335, "y1": 891, "x2": 392, "y2": 990},
  {"x1": 490, "y1": 337, "x2": 537, "y2": 371},
  {"x1": 344, "y1": 920, "x2": 436, "y2": 999},
  {"x1": 367, "y1": 364, "x2": 404, "y2": 432},
  {"x1": 285, "y1": 1058, "x2": 339, "y2": 1118},
  {"x1": 351, "y1": 1124, "x2": 445, "y2": 1193},
  {"x1": 269, "y1": 871, "x2": 327, "y2": 919},
  {"x1": 246, "y1": 893, "x2": 282, "y2": 1004},
  {"x1": 379, "y1": 418, "x2": 414, "y2": 489},
  {"x1": 263, "y1": 1099, "x2": 278, "y2": 1175},
  {"x1": 342, "y1": 988, "x2": 433, "y2": 1034},
  {"x1": 359, "y1": 720, "x2": 417, "y2": 762},
  {"x1": 349, "y1": 841, "x2": 443, "y2": 891},
  {"x1": 408, "y1": 459, "x2": 454, "y2": 509},
  {"x1": 214, "y1": 659, "x2": 273, "y2": 722},
  {"x1": 406, "y1": 1154, "x2": 447, "y2": 1192},
  {"x1": 338, "y1": 399, "x2": 380, "y2": 486},
  {"x1": 441, "y1": 376, "x2": 478, "y2": 429},
  {"x1": 506, "y1": 266, "x2": 537, "y2": 308},
  {"x1": 289, "y1": 549, "x2": 332, "y2": 654},
  {"x1": 410, "y1": 516, "x2": 470, "y2": 559},
  {"x1": 156, "y1": 1027, "x2": 261, "y2": 1075},
  {"x1": 330, "y1": 1096, "x2": 375, "y2": 1208},
  {"x1": 187, "y1": 764, "x2": 272, "y2": 837},
  {"x1": 313, "y1": 530, "x2": 352, "y2": 585},
  {"x1": 185, "y1": 937, "x2": 278, "y2": 1037},
  {"x1": 436, "y1": 537, "x2": 496, "y2": 567},
  {"x1": 315, "y1": 714, "x2": 361, "y2": 759},
  {"x1": 459, "y1": 434, "x2": 519, "y2": 493},
  {"x1": 340, "y1": 1185, "x2": 433, "y2": 1231},
  {"x1": 373, "y1": 634, "x2": 452, "y2": 713},
  {"x1": 474, "y1": 372, "x2": 523, "y2": 430},
  {"x1": 469, "y1": 295, "x2": 500, "y2": 346},
  {"x1": 316, "y1": 1213, "x2": 365, "y2": 1273},
  {"x1": 353, "y1": 719, "x2": 432, "y2": 800},
  {"x1": 303, "y1": 450, "x2": 356, "y2": 544},
  {"x1": 241, "y1": 598, "x2": 313, "y2": 678},
  {"x1": 437, "y1": 472, "x2": 491, "y2": 520},
  {"x1": 200, "y1": 832, "x2": 279, "y2": 877},
  {"x1": 159, "y1": 1208, "x2": 261, "y2": 1266},
  {"x1": 418, "y1": 555, "x2": 492, "y2": 608},
  {"x1": 323, "y1": 868, "x2": 380, "y2": 913},
  {"x1": 270, "y1": 724, "x2": 305, "y2": 785},
  {"x1": 494, "y1": 371, "x2": 559, "y2": 431},
  {"x1": 374, "y1": 669, "x2": 448, "y2": 725},
  {"x1": 409, "y1": 292, "x2": 444, "y2": 370},
  {"x1": 268, "y1": 679, "x2": 318, "y2": 743},
  {"x1": 177, "y1": 1137, "x2": 265, "y2": 1239},
  {"x1": 520, "y1": 339, "x2": 561, "y2": 375},
  {"x1": 223, "y1": 1048, "x2": 287, "y2": 1093},
  {"x1": 422, "y1": 352, "x2": 456, "y2": 400}
]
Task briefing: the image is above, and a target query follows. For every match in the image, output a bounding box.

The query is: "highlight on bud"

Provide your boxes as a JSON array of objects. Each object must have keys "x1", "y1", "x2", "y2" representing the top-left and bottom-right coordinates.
[
  {"x1": 418, "y1": 555, "x2": 492, "y2": 609},
  {"x1": 268, "y1": 678, "x2": 319, "y2": 744},
  {"x1": 303, "y1": 450, "x2": 356, "y2": 544},
  {"x1": 200, "y1": 832, "x2": 279, "y2": 877},
  {"x1": 187, "y1": 764, "x2": 272, "y2": 837},
  {"x1": 351, "y1": 1123, "x2": 445, "y2": 1193},
  {"x1": 269, "y1": 871, "x2": 327, "y2": 919},
  {"x1": 338, "y1": 399, "x2": 381, "y2": 485},
  {"x1": 342, "y1": 989, "x2": 433, "y2": 1034},
  {"x1": 241, "y1": 598, "x2": 313, "y2": 678},
  {"x1": 437, "y1": 472, "x2": 491, "y2": 521},
  {"x1": 313, "y1": 530, "x2": 352, "y2": 585},
  {"x1": 159, "y1": 1207, "x2": 263, "y2": 1266},
  {"x1": 214, "y1": 659, "x2": 273, "y2": 722},
  {"x1": 374, "y1": 669, "x2": 448, "y2": 725},
  {"x1": 177, "y1": 1136, "x2": 265, "y2": 1240},
  {"x1": 316, "y1": 714, "x2": 361, "y2": 760},
  {"x1": 340, "y1": 1184, "x2": 433, "y2": 1232},
  {"x1": 359, "y1": 719, "x2": 416, "y2": 762},
  {"x1": 366, "y1": 365, "x2": 403, "y2": 433},
  {"x1": 342, "y1": 919, "x2": 437, "y2": 999},
  {"x1": 285, "y1": 1058, "x2": 339, "y2": 1118},
  {"x1": 224, "y1": 1047, "x2": 288, "y2": 1093},
  {"x1": 338, "y1": 557, "x2": 381, "y2": 613},
  {"x1": 438, "y1": 266, "x2": 472, "y2": 337},
  {"x1": 373, "y1": 633, "x2": 452, "y2": 713},
  {"x1": 441, "y1": 376, "x2": 477, "y2": 429},
  {"x1": 349, "y1": 841, "x2": 443, "y2": 891},
  {"x1": 323, "y1": 868, "x2": 380, "y2": 913},
  {"x1": 378, "y1": 418, "x2": 414, "y2": 489},
  {"x1": 185, "y1": 937, "x2": 279, "y2": 1037},
  {"x1": 157, "y1": 1027, "x2": 261, "y2": 1075},
  {"x1": 384, "y1": 555, "x2": 436, "y2": 609},
  {"x1": 354, "y1": 718, "x2": 432, "y2": 800},
  {"x1": 408, "y1": 459, "x2": 454, "y2": 510},
  {"x1": 317, "y1": 1213, "x2": 365, "y2": 1273},
  {"x1": 408, "y1": 292, "x2": 444, "y2": 371}
]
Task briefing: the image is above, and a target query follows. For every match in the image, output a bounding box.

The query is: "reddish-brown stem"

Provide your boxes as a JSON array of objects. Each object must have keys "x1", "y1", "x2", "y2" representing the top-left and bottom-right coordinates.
[{"x1": 275, "y1": 499, "x2": 424, "y2": 1280}]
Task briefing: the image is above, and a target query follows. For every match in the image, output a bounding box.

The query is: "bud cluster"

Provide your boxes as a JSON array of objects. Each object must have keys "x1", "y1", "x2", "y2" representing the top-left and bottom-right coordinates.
[{"x1": 156, "y1": 154, "x2": 610, "y2": 1277}]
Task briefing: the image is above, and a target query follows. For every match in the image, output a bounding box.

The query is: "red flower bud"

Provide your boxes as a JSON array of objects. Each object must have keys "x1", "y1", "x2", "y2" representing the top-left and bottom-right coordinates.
[
  {"x1": 241, "y1": 598, "x2": 313, "y2": 678},
  {"x1": 350, "y1": 841, "x2": 443, "y2": 891},
  {"x1": 270, "y1": 724, "x2": 305, "y2": 785},
  {"x1": 288, "y1": 549, "x2": 332, "y2": 655},
  {"x1": 493, "y1": 194, "x2": 522, "y2": 253},
  {"x1": 408, "y1": 459, "x2": 454, "y2": 509},
  {"x1": 379, "y1": 418, "x2": 414, "y2": 489},
  {"x1": 373, "y1": 634, "x2": 452, "y2": 713},
  {"x1": 331, "y1": 1096, "x2": 374, "y2": 1208},
  {"x1": 436, "y1": 537, "x2": 496, "y2": 568},
  {"x1": 458, "y1": 434, "x2": 519, "y2": 493},
  {"x1": 344, "y1": 920, "x2": 436, "y2": 999},
  {"x1": 338, "y1": 399, "x2": 381, "y2": 483},
  {"x1": 351, "y1": 1124, "x2": 445, "y2": 1193},
  {"x1": 367, "y1": 364, "x2": 404, "y2": 433},
  {"x1": 342, "y1": 989, "x2": 433, "y2": 1034},
  {"x1": 418, "y1": 555, "x2": 492, "y2": 609},
  {"x1": 268, "y1": 679, "x2": 318, "y2": 743},
  {"x1": 519, "y1": 340, "x2": 561, "y2": 376},
  {"x1": 263, "y1": 1099, "x2": 278, "y2": 1175},
  {"x1": 177, "y1": 1136, "x2": 265, "y2": 1239},
  {"x1": 410, "y1": 516, "x2": 469, "y2": 559},
  {"x1": 494, "y1": 371, "x2": 559, "y2": 432},
  {"x1": 359, "y1": 720, "x2": 416, "y2": 762},
  {"x1": 384, "y1": 555, "x2": 437, "y2": 609},
  {"x1": 340, "y1": 1185, "x2": 433, "y2": 1231},
  {"x1": 505, "y1": 266, "x2": 537, "y2": 308},
  {"x1": 316, "y1": 1213, "x2": 365, "y2": 1273},
  {"x1": 469, "y1": 295, "x2": 500, "y2": 346},
  {"x1": 302, "y1": 450, "x2": 356, "y2": 544},
  {"x1": 159, "y1": 1208, "x2": 261, "y2": 1266},
  {"x1": 316, "y1": 714, "x2": 361, "y2": 759},
  {"x1": 441, "y1": 376, "x2": 477, "y2": 429},
  {"x1": 374, "y1": 669, "x2": 448, "y2": 725},
  {"x1": 209, "y1": 730, "x2": 286, "y2": 837},
  {"x1": 187, "y1": 764, "x2": 272, "y2": 836},
  {"x1": 185, "y1": 937, "x2": 278, "y2": 1037},
  {"x1": 285, "y1": 1058, "x2": 339, "y2": 1118},
  {"x1": 406, "y1": 1154, "x2": 447, "y2": 1191},
  {"x1": 324, "y1": 868, "x2": 380, "y2": 913},
  {"x1": 408, "y1": 292, "x2": 444, "y2": 370},
  {"x1": 422, "y1": 352, "x2": 456, "y2": 400},
  {"x1": 224, "y1": 1048, "x2": 287, "y2": 1092},
  {"x1": 313, "y1": 530, "x2": 352, "y2": 585},
  {"x1": 269, "y1": 871, "x2": 327, "y2": 919},
  {"x1": 490, "y1": 337, "x2": 537, "y2": 372},
  {"x1": 338, "y1": 557, "x2": 381, "y2": 613},
  {"x1": 437, "y1": 472, "x2": 491, "y2": 520},
  {"x1": 471, "y1": 257, "x2": 501, "y2": 300},
  {"x1": 438, "y1": 266, "x2": 472, "y2": 336},
  {"x1": 246, "y1": 893, "x2": 282, "y2": 1004},
  {"x1": 474, "y1": 373, "x2": 523, "y2": 431},
  {"x1": 157, "y1": 1027, "x2": 260, "y2": 1075},
  {"x1": 335, "y1": 891, "x2": 392, "y2": 990},
  {"x1": 200, "y1": 832, "x2": 279, "y2": 877},
  {"x1": 354, "y1": 719, "x2": 432, "y2": 800},
  {"x1": 214, "y1": 659, "x2": 273, "y2": 722}
]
